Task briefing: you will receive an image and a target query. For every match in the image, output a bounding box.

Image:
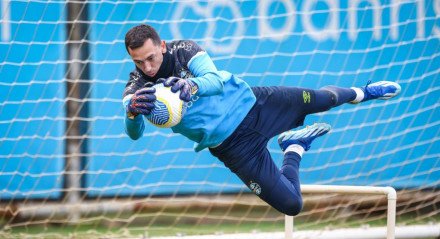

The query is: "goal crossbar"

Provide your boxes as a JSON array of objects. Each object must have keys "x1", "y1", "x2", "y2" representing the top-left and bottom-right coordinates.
[{"x1": 285, "y1": 184, "x2": 397, "y2": 239}]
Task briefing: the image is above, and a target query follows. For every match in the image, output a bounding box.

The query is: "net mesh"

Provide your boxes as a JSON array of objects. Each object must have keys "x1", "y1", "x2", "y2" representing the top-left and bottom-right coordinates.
[{"x1": 0, "y1": 0, "x2": 439, "y2": 238}]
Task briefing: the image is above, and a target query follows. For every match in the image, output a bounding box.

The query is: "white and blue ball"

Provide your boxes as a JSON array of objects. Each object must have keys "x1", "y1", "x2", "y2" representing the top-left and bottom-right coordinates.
[{"x1": 146, "y1": 83, "x2": 186, "y2": 128}]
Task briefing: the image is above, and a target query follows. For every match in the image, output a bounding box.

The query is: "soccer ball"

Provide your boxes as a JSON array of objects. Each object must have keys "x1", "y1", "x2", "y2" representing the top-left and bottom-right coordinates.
[{"x1": 145, "y1": 83, "x2": 186, "y2": 128}]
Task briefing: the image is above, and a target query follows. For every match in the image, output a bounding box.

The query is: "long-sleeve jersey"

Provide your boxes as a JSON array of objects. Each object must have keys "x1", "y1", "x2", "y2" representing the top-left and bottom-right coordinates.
[{"x1": 123, "y1": 40, "x2": 256, "y2": 151}]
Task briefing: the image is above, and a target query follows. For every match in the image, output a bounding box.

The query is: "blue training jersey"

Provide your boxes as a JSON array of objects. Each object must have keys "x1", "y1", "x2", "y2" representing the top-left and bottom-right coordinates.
[{"x1": 123, "y1": 40, "x2": 256, "y2": 151}]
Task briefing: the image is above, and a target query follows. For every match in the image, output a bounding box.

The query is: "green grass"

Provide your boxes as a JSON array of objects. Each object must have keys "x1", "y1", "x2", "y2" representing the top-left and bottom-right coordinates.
[
  {"x1": 2, "y1": 213, "x2": 439, "y2": 238},
  {"x1": 1, "y1": 221, "x2": 284, "y2": 238},
  {"x1": 1, "y1": 200, "x2": 439, "y2": 238}
]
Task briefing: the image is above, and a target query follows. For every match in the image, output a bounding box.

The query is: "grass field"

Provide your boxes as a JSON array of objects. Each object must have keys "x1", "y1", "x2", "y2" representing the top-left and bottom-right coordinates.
[
  {"x1": 2, "y1": 215, "x2": 438, "y2": 238},
  {"x1": 1, "y1": 203, "x2": 439, "y2": 238}
]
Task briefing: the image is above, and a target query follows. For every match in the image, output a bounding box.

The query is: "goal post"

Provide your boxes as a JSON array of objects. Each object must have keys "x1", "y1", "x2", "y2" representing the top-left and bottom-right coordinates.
[{"x1": 285, "y1": 185, "x2": 397, "y2": 239}]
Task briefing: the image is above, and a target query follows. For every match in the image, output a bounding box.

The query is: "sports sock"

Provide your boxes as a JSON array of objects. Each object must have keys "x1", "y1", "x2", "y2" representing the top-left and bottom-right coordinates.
[
  {"x1": 280, "y1": 152, "x2": 302, "y2": 193},
  {"x1": 350, "y1": 87, "x2": 364, "y2": 103},
  {"x1": 320, "y1": 85, "x2": 357, "y2": 107},
  {"x1": 284, "y1": 144, "x2": 305, "y2": 157}
]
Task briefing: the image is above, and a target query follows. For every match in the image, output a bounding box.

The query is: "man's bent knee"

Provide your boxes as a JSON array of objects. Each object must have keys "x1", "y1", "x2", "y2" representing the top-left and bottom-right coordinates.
[
  {"x1": 264, "y1": 178, "x2": 304, "y2": 216},
  {"x1": 274, "y1": 196, "x2": 303, "y2": 216},
  {"x1": 283, "y1": 197, "x2": 303, "y2": 216}
]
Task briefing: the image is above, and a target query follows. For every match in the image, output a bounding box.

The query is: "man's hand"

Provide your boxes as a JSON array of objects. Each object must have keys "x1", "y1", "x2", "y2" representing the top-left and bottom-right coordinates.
[
  {"x1": 126, "y1": 87, "x2": 156, "y2": 117},
  {"x1": 158, "y1": 77, "x2": 198, "y2": 102}
]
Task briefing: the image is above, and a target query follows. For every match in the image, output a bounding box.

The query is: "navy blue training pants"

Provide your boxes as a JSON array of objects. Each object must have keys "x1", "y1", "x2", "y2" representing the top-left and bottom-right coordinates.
[{"x1": 209, "y1": 86, "x2": 356, "y2": 216}]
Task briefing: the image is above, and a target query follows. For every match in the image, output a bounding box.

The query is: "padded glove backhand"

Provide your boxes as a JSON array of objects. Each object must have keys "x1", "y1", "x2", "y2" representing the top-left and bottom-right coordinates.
[
  {"x1": 126, "y1": 87, "x2": 156, "y2": 116},
  {"x1": 158, "y1": 77, "x2": 198, "y2": 102}
]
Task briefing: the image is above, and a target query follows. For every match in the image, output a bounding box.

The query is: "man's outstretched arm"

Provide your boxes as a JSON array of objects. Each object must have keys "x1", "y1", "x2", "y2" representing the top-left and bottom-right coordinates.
[
  {"x1": 187, "y1": 51, "x2": 226, "y2": 97},
  {"x1": 122, "y1": 78, "x2": 156, "y2": 140},
  {"x1": 162, "y1": 50, "x2": 231, "y2": 101}
]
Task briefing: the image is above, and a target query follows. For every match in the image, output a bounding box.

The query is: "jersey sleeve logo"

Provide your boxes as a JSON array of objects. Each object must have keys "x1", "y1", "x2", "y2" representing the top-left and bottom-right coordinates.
[{"x1": 169, "y1": 41, "x2": 193, "y2": 54}]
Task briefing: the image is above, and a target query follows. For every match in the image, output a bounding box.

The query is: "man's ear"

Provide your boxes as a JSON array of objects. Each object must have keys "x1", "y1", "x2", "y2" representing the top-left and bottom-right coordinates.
[{"x1": 161, "y1": 41, "x2": 166, "y2": 53}]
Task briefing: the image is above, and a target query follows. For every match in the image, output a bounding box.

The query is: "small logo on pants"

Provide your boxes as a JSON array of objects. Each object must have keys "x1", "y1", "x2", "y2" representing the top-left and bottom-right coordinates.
[
  {"x1": 249, "y1": 181, "x2": 261, "y2": 195},
  {"x1": 303, "y1": 91, "x2": 311, "y2": 103}
]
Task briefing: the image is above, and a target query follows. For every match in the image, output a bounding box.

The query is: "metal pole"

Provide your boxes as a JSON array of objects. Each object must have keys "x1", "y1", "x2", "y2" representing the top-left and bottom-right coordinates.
[
  {"x1": 285, "y1": 215, "x2": 293, "y2": 239},
  {"x1": 285, "y1": 185, "x2": 397, "y2": 239},
  {"x1": 387, "y1": 191, "x2": 397, "y2": 239},
  {"x1": 65, "y1": 0, "x2": 90, "y2": 223}
]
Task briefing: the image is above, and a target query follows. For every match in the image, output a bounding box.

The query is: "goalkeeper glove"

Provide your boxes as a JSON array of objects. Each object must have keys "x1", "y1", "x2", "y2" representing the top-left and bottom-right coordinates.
[
  {"x1": 126, "y1": 86, "x2": 156, "y2": 118},
  {"x1": 158, "y1": 77, "x2": 198, "y2": 102}
]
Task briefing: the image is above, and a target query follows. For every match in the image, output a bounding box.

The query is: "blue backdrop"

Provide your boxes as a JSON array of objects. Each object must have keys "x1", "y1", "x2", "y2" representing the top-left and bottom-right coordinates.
[{"x1": 0, "y1": 1, "x2": 65, "y2": 199}]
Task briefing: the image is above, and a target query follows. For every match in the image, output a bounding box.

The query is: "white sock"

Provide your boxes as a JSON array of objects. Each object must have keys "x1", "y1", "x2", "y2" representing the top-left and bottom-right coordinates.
[
  {"x1": 350, "y1": 87, "x2": 364, "y2": 104},
  {"x1": 284, "y1": 144, "x2": 305, "y2": 157}
]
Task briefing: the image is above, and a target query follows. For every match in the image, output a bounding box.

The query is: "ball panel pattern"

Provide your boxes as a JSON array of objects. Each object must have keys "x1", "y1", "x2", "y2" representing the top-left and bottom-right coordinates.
[
  {"x1": 146, "y1": 99, "x2": 171, "y2": 126},
  {"x1": 145, "y1": 84, "x2": 186, "y2": 128}
]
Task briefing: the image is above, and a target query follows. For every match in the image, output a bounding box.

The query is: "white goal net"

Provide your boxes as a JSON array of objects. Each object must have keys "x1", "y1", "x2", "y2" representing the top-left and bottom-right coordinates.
[{"x1": 0, "y1": 0, "x2": 439, "y2": 238}]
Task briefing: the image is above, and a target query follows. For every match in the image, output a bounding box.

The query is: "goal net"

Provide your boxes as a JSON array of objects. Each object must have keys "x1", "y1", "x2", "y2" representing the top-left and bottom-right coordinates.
[{"x1": 1, "y1": 0, "x2": 439, "y2": 238}]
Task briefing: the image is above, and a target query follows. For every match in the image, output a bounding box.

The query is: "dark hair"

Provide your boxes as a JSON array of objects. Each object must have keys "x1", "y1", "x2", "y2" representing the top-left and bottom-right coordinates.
[{"x1": 125, "y1": 24, "x2": 161, "y2": 53}]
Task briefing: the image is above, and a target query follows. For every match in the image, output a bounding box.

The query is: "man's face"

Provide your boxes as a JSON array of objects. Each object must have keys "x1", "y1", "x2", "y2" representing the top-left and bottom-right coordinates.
[{"x1": 128, "y1": 38, "x2": 166, "y2": 77}]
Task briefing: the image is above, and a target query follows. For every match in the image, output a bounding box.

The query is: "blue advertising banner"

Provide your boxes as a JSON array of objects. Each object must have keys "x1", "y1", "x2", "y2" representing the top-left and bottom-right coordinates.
[
  {"x1": 2, "y1": 0, "x2": 437, "y2": 199},
  {"x1": 0, "y1": 1, "x2": 65, "y2": 199},
  {"x1": 86, "y1": 0, "x2": 439, "y2": 196}
]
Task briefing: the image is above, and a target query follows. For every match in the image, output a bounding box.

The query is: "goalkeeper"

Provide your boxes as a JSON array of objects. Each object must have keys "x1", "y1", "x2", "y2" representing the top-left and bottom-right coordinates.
[{"x1": 123, "y1": 24, "x2": 401, "y2": 216}]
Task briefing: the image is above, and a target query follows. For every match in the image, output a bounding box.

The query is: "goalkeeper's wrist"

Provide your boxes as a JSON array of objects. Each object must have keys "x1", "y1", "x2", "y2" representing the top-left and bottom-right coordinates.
[
  {"x1": 126, "y1": 111, "x2": 138, "y2": 120},
  {"x1": 189, "y1": 80, "x2": 199, "y2": 95},
  {"x1": 125, "y1": 103, "x2": 139, "y2": 120}
]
